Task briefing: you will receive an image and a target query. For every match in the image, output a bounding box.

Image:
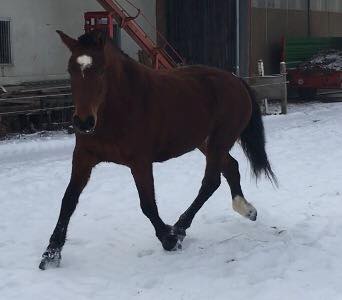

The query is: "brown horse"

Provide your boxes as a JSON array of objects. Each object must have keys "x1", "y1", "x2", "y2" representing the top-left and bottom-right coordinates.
[{"x1": 39, "y1": 30, "x2": 276, "y2": 270}]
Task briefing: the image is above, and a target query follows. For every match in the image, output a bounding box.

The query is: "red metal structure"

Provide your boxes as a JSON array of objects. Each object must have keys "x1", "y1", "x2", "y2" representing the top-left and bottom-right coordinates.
[
  {"x1": 283, "y1": 36, "x2": 342, "y2": 96},
  {"x1": 85, "y1": 11, "x2": 117, "y2": 39},
  {"x1": 85, "y1": 0, "x2": 184, "y2": 69},
  {"x1": 288, "y1": 70, "x2": 342, "y2": 90}
]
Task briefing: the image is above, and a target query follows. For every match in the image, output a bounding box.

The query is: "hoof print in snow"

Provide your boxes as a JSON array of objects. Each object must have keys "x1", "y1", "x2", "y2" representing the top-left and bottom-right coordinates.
[{"x1": 137, "y1": 249, "x2": 154, "y2": 258}]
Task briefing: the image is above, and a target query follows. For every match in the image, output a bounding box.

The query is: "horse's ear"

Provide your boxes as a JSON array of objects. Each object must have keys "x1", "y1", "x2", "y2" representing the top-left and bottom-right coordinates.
[
  {"x1": 92, "y1": 31, "x2": 108, "y2": 48},
  {"x1": 56, "y1": 30, "x2": 77, "y2": 52}
]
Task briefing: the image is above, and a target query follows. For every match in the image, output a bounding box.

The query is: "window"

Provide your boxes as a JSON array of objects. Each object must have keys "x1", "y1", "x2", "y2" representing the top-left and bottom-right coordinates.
[{"x1": 0, "y1": 18, "x2": 12, "y2": 65}]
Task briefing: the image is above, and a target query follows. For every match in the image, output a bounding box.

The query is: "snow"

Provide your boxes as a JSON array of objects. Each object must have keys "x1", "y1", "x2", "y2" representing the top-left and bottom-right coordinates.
[
  {"x1": 1, "y1": 102, "x2": 342, "y2": 300},
  {"x1": 299, "y1": 49, "x2": 342, "y2": 71}
]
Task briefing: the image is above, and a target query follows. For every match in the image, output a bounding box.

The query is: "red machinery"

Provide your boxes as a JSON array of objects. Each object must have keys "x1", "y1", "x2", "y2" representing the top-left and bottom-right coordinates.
[
  {"x1": 283, "y1": 36, "x2": 342, "y2": 97},
  {"x1": 288, "y1": 70, "x2": 342, "y2": 90},
  {"x1": 85, "y1": 11, "x2": 117, "y2": 39},
  {"x1": 85, "y1": 0, "x2": 184, "y2": 69}
]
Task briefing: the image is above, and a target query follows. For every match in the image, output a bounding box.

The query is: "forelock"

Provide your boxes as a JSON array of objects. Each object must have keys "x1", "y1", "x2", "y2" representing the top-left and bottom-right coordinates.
[{"x1": 77, "y1": 31, "x2": 107, "y2": 48}]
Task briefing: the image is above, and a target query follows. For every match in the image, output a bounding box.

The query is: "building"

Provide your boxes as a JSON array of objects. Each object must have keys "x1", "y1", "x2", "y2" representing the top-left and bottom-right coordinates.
[
  {"x1": 0, "y1": 0, "x2": 156, "y2": 85},
  {"x1": 1, "y1": 0, "x2": 342, "y2": 86},
  {"x1": 157, "y1": 0, "x2": 342, "y2": 76},
  {"x1": 251, "y1": 0, "x2": 342, "y2": 74}
]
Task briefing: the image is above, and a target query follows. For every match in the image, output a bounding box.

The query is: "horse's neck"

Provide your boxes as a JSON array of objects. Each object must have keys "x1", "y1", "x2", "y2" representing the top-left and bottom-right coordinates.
[
  {"x1": 107, "y1": 53, "x2": 146, "y2": 100},
  {"x1": 100, "y1": 54, "x2": 146, "y2": 122},
  {"x1": 109, "y1": 51, "x2": 141, "y2": 83}
]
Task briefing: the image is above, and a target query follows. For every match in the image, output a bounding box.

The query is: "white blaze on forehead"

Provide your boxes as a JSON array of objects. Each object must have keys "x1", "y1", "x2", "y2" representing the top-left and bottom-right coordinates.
[{"x1": 76, "y1": 55, "x2": 93, "y2": 72}]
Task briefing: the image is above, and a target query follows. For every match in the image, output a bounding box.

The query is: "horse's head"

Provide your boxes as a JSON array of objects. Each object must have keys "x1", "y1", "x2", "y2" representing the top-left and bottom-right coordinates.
[{"x1": 57, "y1": 30, "x2": 113, "y2": 134}]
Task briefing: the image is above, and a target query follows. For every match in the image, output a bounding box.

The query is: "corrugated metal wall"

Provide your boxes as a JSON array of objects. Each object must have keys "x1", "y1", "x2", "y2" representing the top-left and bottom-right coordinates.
[
  {"x1": 251, "y1": 0, "x2": 342, "y2": 74},
  {"x1": 166, "y1": 0, "x2": 236, "y2": 71}
]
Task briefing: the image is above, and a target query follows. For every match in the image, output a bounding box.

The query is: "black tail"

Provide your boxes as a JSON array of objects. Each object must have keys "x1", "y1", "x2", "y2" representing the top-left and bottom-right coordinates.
[{"x1": 240, "y1": 81, "x2": 278, "y2": 186}]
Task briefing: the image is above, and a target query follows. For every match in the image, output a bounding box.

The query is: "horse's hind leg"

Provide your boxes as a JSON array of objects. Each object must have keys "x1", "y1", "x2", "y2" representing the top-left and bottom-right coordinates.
[
  {"x1": 39, "y1": 148, "x2": 97, "y2": 270},
  {"x1": 199, "y1": 143, "x2": 257, "y2": 221},
  {"x1": 222, "y1": 153, "x2": 257, "y2": 221}
]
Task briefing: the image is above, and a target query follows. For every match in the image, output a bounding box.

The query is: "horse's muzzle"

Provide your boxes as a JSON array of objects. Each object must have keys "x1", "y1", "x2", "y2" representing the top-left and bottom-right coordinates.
[{"x1": 73, "y1": 115, "x2": 96, "y2": 134}]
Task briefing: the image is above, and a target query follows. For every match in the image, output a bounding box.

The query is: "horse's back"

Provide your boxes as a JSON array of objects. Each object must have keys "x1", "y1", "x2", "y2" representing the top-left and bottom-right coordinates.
[
  {"x1": 146, "y1": 65, "x2": 252, "y2": 161},
  {"x1": 154, "y1": 65, "x2": 252, "y2": 129},
  {"x1": 160, "y1": 65, "x2": 251, "y2": 113}
]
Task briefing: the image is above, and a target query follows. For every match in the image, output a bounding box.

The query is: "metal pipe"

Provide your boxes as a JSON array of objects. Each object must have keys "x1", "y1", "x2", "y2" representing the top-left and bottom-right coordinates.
[
  {"x1": 236, "y1": 0, "x2": 240, "y2": 76},
  {"x1": 307, "y1": 0, "x2": 311, "y2": 36}
]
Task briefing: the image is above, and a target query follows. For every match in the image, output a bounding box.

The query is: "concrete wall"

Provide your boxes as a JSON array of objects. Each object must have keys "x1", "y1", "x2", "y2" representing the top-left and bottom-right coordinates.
[{"x1": 0, "y1": 0, "x2": 156, "y2": 85}]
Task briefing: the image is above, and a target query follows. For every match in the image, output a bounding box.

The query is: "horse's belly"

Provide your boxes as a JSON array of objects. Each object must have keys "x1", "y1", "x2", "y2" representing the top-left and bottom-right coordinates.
[
  {"x1": 153, "y1": 113, "x2": 211, "y2": 162},
  {"x1": 153, "y1": 131, "x2": 207, "y2": 162},
  {"x1": 154, "y1": 144, "x2": 198, "y2": 162}
]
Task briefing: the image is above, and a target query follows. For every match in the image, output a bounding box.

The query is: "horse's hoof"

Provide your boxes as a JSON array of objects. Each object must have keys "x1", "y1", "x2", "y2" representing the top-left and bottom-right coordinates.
[
  {"x1": 39, "y1": 248, "x2": 61, "y2": 270},
  {"x1": 160, "y1": 226, "x2": 185, "y2": 251},
  {"x1": 161, "y1": 233, "x2": 179, "y2": 251},
  {"x1": 233, "y1": 196, "x2": 257, "y2": 221},
  {"x1": 246, "y1": 209, "x2": 257, "y2": 221}
]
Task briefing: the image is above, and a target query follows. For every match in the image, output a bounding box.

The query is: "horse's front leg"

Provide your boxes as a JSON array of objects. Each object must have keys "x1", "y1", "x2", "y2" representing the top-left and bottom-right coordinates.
[
  {"x1": 131, "y1": 162, "x2": 183, "y2": 251},
  {"x1": 39, "y1": 147, "x2": 97, "y2": 270}
]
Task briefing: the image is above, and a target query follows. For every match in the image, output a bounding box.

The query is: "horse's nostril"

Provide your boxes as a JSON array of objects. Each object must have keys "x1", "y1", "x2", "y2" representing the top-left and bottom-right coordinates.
[
  {"x1": 73, "y1": 115, "x2": 96, "y2": 133},
  {"x1": 72, "y1": 115, "x2": 81, "y2": 128},
  {"x1": 85, "y1": 116, "x2": 95, "y2": 129}
]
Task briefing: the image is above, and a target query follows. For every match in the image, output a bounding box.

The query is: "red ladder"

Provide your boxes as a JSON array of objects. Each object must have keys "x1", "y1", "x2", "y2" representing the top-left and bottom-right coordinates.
[{"x1": 89, "y1": 0, "x2": 184, "y2": 69}]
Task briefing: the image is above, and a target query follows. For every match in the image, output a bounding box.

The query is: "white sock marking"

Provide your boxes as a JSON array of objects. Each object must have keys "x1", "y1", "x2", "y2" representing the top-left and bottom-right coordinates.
[{"x1": 232, "y1": 196, "x2": 257, "y2": 219}]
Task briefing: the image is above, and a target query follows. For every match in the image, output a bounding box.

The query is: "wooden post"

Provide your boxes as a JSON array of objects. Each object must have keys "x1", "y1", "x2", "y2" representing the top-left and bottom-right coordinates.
[
  {"x1": 258, "y1": 59, "x2": 265, "y2": 76},
  {"x1": 258, "y1": 60, "x2": 269, "y2": 114},
  {"x1": 280, "y1": 61, "x2": 288, "y2": 114}
]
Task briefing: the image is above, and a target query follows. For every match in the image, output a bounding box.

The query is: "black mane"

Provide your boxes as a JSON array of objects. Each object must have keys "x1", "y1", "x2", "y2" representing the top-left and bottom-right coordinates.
[
  {"x1": 77, "y1": 30, "x2": 133, "y2": 60},
  {"x1": 77, "y1": 30, "x2": 107, "y2": 47}
]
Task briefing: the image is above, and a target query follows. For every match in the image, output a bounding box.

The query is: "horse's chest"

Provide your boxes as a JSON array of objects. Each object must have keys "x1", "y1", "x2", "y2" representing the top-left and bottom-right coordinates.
[{"x1": 90, "y1": 141, "x2": 132, "y2": 165}]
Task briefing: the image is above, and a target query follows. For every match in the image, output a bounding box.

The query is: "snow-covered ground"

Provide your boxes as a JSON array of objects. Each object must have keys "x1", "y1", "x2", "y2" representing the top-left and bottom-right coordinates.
[{"x1": 1, "y1": 102, "x2": 342, "y2": 300}]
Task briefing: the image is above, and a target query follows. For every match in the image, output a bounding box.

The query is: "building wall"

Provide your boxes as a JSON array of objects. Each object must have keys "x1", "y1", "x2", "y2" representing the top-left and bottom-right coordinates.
[
  {"x1": 238, "y1": 0, "x2": 251, "y2": 77},
  {"x1": 251, "y1": 0, "x2": 342, "y2": 74},
  {"x1": 156, "y1": 0, "x2": 251, "y2": 77},
  {"x1": 164, "y1": 0, "x2": 237, "y2": 71},
  {"x1": 0, "y1": 0, "x2": 156, "y2": 85}
]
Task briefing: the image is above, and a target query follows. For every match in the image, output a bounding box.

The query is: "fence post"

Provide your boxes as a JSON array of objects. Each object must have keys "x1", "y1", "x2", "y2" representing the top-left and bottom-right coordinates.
[
  {"x1": 257, "y1": 60, "x2": 269, "y2": 114},
  {"x1": 258, "y1": 59, "x2": 265, "y2": 77},
  {"x1": 280, "y1": 61, "x2": 288, "y2": 114}
]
